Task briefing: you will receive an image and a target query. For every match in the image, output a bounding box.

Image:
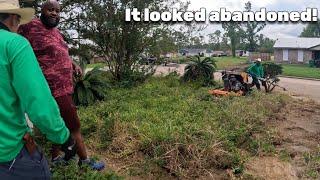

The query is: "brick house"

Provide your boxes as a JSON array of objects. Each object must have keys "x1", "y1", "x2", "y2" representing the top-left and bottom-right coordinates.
[{"x1": 274, "y1": 38, "x2": 320, "y2": 64}]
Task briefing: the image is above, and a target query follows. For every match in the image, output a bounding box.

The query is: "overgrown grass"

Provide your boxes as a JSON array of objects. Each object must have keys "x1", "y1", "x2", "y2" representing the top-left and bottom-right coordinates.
[
  {"x1": 52, "y1": 161, "x2": 122, "y2": 180},
  {"x1": 76, "y1": 75, "x2": 289, "y2": 178},
  {"x1": 282, "y1": 64, "x2": 320, "y2": 79},
  {"x1": 303, "y1": 148, "x2": 320, "y2": 179},
  {"x1": 32, "y1": 130, "x2": 122, "y2": 180}
]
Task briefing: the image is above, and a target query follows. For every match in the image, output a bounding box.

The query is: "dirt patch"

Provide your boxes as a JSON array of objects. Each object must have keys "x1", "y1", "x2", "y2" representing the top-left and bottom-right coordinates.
[
  {"x1": 246, "y1": 156, "x2": 298, "y2": 180},
  {"x1": 246, "y1": 99, "x2": 320, "y2": 179}
]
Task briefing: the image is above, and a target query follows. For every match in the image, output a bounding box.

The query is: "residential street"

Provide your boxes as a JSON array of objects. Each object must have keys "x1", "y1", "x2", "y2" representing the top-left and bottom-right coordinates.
[{"x1": 278, "y1": 77, "x2": 320, "y2": 102}]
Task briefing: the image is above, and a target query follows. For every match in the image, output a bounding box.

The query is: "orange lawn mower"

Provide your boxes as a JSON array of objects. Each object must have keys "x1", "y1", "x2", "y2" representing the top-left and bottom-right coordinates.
[{"x1": 209, "y1": 70, "x2": 286, "y2": 97}]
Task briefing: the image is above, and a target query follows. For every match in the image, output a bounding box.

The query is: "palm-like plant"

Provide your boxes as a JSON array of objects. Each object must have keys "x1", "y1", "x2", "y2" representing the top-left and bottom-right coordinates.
[
  {"x1": 182, "y1": 56, "x2": 217, "y2": 82},
  {"x1": 73, "y1": 67, "x2": 110, "y2": 106}
]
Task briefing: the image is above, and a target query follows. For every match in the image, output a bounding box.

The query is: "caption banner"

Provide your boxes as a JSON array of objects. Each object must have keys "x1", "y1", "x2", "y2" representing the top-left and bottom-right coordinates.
[{"x1": 126, "y1": 8, "x2": 319, "y2": 22}]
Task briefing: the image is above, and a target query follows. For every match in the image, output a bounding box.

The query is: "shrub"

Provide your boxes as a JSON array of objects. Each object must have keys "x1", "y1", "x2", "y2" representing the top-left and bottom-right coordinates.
[
  {"x1": 73, "y1": 67, "x2": 110, "y2": 106},
  {"x1": 112, "y1": 64, "x2": 155, "y2": 88},
  {"x1": 262, "y1": 62, "x2": 283, "y2": 78},
  {"x1": 182, "y1": 56, "x2": 217, "y2": 86}
]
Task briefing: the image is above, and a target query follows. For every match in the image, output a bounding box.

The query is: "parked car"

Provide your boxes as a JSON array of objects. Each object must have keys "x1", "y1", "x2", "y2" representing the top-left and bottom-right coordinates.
[
  {"x1": 139, "y1": 55, "x2": 158, "y2": 65},
  {"x1": 147, "y1": 56, "x2": 157, "y2": 64},
  {"x1": 212, "y1": 51, "x2": 227, "y2": 57}
]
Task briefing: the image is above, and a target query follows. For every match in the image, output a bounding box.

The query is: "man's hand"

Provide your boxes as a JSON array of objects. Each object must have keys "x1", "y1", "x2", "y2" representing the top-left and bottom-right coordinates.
[
  {"x1": 61, "y1": 135, "x2": 77, "y2": 161},
  {"x1": 72, "y1": 62, "x2": 83, "y2": 77},
  {"x1": 258, "y1": 77, "x2": 266, "y2": 82}
]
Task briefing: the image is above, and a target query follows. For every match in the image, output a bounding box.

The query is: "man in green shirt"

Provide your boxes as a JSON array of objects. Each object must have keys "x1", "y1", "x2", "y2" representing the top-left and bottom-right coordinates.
[
  {"x1": 0, "y1": 1, "x2": 76, "y2": 179},
  {"x1": 247, "y1": 58, "x2": 266, "y2": 91}
]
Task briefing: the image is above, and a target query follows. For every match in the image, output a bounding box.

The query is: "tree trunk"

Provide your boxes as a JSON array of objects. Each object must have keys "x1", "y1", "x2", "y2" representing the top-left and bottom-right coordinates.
[{"x1": 231, "y1": 38, "x2": 236, "y2": 57}]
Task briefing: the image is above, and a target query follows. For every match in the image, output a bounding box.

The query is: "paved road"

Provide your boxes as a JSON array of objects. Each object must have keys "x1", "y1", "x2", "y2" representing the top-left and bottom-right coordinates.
[{"x1": 278, "y1": 77, "x2": 320, "y2": 102}]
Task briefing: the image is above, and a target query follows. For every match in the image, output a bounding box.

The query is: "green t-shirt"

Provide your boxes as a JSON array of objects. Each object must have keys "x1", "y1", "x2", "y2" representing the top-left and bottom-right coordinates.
[{"x1": 0, "y1": 23, "x2": 69, "y2": 162}]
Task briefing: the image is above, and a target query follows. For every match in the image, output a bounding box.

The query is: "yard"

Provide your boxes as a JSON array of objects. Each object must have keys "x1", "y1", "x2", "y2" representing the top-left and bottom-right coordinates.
[
  {"x1": 214, "y1": 57, "x2": 248, "y2": 70},
  {"x1": 170, "y1": 56, "x2": 248, "y2": 69},
  {"x1": 86, "y1": 56, "x2": 248, "y2": 71},
  {"x1": 281, "y1": 64, "x2": 320, "y2": 79},
  {"x1": 51, "y1": 75, "x2": 293, "y2": 179}
]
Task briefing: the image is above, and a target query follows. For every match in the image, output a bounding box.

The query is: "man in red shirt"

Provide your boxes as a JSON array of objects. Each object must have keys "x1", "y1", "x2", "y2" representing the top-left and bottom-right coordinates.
[{"x1": 19, "y1": 0, "x2": 105, "y2": 170}]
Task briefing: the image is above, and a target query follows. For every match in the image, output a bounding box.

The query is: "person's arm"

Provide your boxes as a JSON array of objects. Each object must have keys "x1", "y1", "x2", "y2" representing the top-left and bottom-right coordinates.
[
  {"x1": 8, "y1": 35, "x2": 70, "y2": 145},
  {"x1": 72, "y1": 61, "x2": 83, "y2": 76},
  {"x1": 260, "y1": 66, "x2": 264, "y2": 78},
  {"x1": 247, "y1": 64, "x2": 255, "y2": 77}
]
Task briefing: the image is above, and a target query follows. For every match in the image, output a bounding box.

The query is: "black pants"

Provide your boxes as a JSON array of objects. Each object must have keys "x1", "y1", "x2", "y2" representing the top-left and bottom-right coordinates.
[
  {"x1": 0, "y1": 146, "x2": 51, "y2": 180},
  {"x1": 252, "y1": 76, "x2": 261, "y2": 90}
]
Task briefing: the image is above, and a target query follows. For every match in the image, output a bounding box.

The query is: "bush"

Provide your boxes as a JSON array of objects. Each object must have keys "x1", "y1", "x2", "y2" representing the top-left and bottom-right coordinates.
[
  {"x1": 262, "y1": 62, "x2": 283, "y2": 78},
  {"x1": 315, "y1": 60, "x2": 320, "y2": 68},
  {"x1": 73, "y1": 68, "x2": 110, "y2": 106},
  {"x1": 112, "y1": 65, "x2": 155, "y2": 88},
  {"x1": 182, "y1": 56, "x2": 217, "y2": 86}
]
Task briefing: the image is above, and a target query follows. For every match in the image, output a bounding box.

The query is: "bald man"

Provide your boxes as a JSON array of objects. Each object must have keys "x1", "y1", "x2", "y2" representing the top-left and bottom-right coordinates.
[{"x1": 19, "y1": 0, "x2": 105, "y2": 171}]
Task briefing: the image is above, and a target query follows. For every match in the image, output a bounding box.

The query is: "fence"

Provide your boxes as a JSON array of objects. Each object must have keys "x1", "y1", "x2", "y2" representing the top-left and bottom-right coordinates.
[{"x1": 248, "y1": 52, "x2": 272, "y2": 61}]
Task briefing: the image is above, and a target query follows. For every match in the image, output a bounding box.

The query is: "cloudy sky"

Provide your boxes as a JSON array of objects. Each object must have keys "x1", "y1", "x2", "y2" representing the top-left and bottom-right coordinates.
[{"x1": 186, "y1": 0, "x2": 319, "y2": 40}]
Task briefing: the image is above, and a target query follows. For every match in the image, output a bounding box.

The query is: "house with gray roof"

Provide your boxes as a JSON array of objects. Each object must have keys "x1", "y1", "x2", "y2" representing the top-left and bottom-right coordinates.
[
  {"x1": 180, "y1": 49, "x2": 207, "y2": 57},
  {"x1": 274, "y1": 38, "x2": 320, "y2": 64}
]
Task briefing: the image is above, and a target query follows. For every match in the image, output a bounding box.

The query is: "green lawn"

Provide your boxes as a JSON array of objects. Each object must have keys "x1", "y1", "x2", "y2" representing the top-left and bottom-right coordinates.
[
  {"x1": 170, "y1": 56, "x2": 248, "y2": 70},
  {"x1": 86, "y1": 56, "x2": 247, "y2": 71},
  {"x1": 214, "y1": 57, "x2": 248, "y2": 70},
  {"x1": 282, "y1": 64, "x2": 320, "y2": 79}
]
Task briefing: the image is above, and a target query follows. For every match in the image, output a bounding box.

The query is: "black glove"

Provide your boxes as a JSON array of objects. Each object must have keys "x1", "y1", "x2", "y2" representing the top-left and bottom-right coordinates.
[{"x1": 61, "y1": 135, "x2": 77, "y2": 161}]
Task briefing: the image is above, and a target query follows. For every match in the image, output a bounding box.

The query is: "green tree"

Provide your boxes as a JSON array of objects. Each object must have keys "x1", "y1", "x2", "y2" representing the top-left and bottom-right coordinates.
[
  {"x1": 220, "y1": 35, "x2": 230, "y2": 51},
  {"x1": 208, "y1": 30, "x2": 222, "y2": 50},
  {"x1": 300, "y1": 20, "x2": 320, "y2": 37},
  {"x1": 148, "y1": 29, "x2": 178, "y2": 58},
  {"x1": 20, "y1": 0, "x2": 42, "y2": 13},
  {"x1": 190, "y1": 36, "x2": 202, "y2": 47},
  {"x1": 60, "y1": 0, "x2": 187, "y2": 81},
  {"x1": 222, "y1": 22, "x2": 243, "y2": 57},
  {"x1": 258, "y1": 34, "x2": 275, "y2": 53},
  {"x1": 172, "y1": 30, "x2": 189, "y2": 51},
  {"x1": 243, "y1": 1, "x2": 266, "y2": 52}
]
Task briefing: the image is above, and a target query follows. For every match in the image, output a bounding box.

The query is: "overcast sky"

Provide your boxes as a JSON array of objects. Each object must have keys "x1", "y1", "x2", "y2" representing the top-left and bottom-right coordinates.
[{"x1": 186, "y1": 0, "x2": 320, "y2": 40}]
